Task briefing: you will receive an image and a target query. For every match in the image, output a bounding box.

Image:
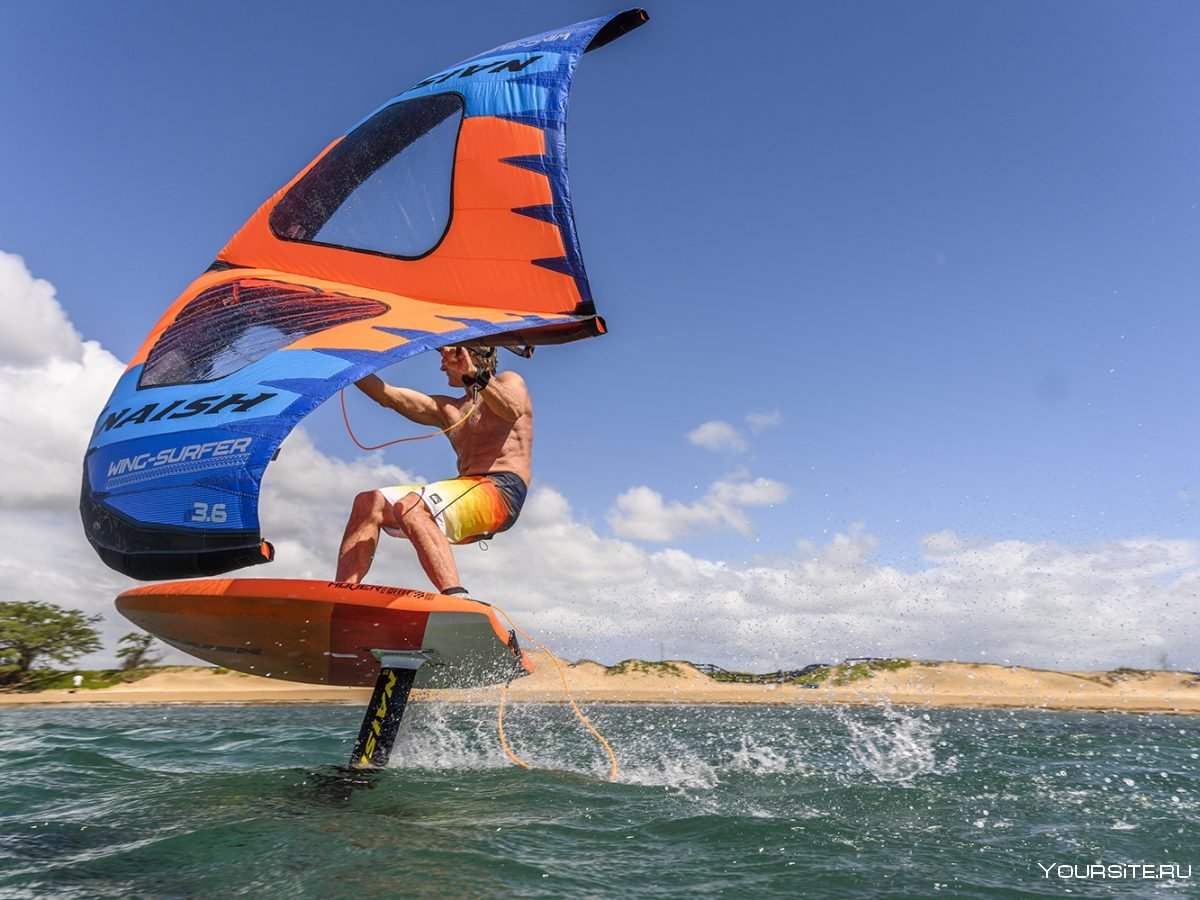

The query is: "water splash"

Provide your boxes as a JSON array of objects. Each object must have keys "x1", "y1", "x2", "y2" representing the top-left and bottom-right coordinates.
[
  {"x1": 386, "y1": 702, "x2": 813, "y2": 790},
  {"x1": 390, "y1": 702, "x2": 511, "y2": 771},
  {"x1": 835, "y1": 705, "x2": 951, "y2": 783},
  {"x1": 611, "y1": 738, "x2": 720, "y2": 790},
  {"x1": 725, "y1": 734, "x2": 797, "y2": 776}
]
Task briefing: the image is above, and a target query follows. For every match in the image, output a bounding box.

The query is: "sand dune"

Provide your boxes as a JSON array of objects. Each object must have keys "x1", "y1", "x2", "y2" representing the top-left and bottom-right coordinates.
[{"x1": 2, "y1": 657, "x2": 1198, "y2": 714}]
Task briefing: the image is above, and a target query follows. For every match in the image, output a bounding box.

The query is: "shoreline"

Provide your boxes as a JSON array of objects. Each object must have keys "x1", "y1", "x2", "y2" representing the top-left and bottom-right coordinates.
[{"x1": 2, "y1": 658, "x2": 1198, "y2": 715}]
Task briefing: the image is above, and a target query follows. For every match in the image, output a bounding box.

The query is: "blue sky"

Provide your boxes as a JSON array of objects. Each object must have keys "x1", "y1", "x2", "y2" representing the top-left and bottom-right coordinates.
[{"x1": 1, "y1": 1, "x2": 1197, "y2": 668}]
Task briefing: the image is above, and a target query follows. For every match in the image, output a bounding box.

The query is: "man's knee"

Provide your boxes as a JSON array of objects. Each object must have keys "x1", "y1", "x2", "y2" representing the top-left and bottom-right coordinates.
[
  {"x1": 394, "y1": 492, "x2": 432, "y2": 535},
  {"x1": 350, "y1": 490, "x2": 388, "y2": 524}
]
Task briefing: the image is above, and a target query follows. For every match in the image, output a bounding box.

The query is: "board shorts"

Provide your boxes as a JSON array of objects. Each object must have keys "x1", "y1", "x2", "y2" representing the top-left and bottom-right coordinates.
[{"x1": 380, "y1": 472, "x2": 528, "y2": 545}]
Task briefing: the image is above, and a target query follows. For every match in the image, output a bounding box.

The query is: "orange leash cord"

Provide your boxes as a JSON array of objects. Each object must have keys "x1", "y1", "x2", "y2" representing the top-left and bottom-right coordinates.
[
  {"x1": 493, "y1": 604, "x2": 619, "y2": 781},
  {"x1": 497, "y1": 684, "x2": 531, "y2": 769},
  {"x1": 340, "y1": 389, "x2": 480, "y2": 451}
]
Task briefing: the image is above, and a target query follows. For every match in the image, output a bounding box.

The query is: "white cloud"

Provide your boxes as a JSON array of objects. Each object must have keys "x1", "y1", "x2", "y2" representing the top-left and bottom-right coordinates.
[
  {"x1": 709, "y1": 475, "x2": 790, "y2": 507},
  {"x1": 0, "y1": 252, "x2": 83, "y2": 366},
  {"x1": 0, "y1": 342, "x2": 125, "y2": 511},
  {"x1": 606, "y1": 473, "x2": 791, "y2": 542},
  {"x1": 745, "y1": 410, "x2": 782, "y2": 431},
  {"x1": 455, "y1": 506, "x2": 1200, "y2": 673},
  {"x1": 257, "y1": 430, "x2": 422, "y2": 579},
  {"x1": 0, "y1": 254, "x2": 125, "y2": 511},
  {"x1": 688, "y1": 411, "x2": 782, "y2": 452},
  {"x1": 687, "y1": 420, "x2": 747, "y2": 453},
  {"x1": 4, "y1": 250, "x2": 1200, "y2": 675},
  {"x1": 605, "y1": 485, "x2": 731, "y2": 541}
]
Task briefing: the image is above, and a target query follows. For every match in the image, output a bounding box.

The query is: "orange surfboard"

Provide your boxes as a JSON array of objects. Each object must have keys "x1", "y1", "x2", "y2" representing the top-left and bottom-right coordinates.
[{"x1": 116, "y1": 579, "x2": 531, "y2": 688}]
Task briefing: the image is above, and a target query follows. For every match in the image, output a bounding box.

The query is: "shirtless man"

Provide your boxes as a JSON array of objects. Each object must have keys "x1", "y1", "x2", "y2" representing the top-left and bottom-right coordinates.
[{"x1": 334, "y1": 345, "x2": 531, "y2": 596}]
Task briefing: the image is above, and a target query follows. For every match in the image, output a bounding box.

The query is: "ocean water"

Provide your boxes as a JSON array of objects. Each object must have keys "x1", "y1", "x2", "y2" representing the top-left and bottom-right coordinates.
[{"x1": 0, "y1": 701, "x2": 1196, "y2": 898}]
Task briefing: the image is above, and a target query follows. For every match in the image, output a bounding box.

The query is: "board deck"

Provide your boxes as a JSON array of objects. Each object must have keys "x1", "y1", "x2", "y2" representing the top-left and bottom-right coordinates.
[{"x1": 116, "y1": 579, "x2": 531, "y2": 688}]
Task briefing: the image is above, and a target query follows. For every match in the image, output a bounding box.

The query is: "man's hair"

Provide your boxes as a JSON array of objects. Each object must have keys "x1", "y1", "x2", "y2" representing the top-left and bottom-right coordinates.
[{"x1": 461, "y1": 345, "x2": 497, "y2": 377}]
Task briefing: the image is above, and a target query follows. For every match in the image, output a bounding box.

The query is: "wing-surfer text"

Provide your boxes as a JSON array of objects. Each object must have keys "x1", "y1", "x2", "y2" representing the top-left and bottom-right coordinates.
[{"x1": 107, "y1": 438, "x2": 252, "y2": 477}]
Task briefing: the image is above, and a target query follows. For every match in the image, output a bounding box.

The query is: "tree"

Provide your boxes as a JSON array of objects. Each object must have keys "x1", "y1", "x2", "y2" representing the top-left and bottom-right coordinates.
[
  {"x1": 0, "y1": 600, "x2": 102, "y2": 684},
  {"x1": 116, "y1": 632, "x2": 164, "y2": 670}
]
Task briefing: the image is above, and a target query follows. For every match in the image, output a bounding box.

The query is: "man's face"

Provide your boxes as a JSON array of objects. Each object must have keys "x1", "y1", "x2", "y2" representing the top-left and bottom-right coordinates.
[{"x1": 438, "y1": 346, "x2": 471, "y2": 387}]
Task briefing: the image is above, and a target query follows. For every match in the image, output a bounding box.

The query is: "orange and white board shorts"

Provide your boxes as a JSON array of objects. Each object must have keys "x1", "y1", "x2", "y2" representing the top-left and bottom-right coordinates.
[{"x1": 380, "y1": 472, "x2": 527, "y2": 545}]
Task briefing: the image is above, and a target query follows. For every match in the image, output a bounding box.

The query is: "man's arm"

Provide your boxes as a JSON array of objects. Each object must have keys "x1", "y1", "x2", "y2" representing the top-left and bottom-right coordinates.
[
  {"x1": 442, "y1": 348, "x2": 530, "y2": 422},
  {"x1": 473, "y1": 371, "x2": 529, "y2": 422},
  {"x1": 355, "y1": 374, "x2": 448, "y2": 427}
]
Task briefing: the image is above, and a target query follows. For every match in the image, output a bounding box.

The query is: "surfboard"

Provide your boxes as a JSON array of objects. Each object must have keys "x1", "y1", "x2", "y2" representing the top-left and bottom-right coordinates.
[{"x1": 116, "y1": 579, "x2": 531, "y2": 689}]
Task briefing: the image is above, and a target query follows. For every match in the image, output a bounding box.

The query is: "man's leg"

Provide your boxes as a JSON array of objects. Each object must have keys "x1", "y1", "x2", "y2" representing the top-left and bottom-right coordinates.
[
  {"x1": 393, "y1": 492, "x2": 462, "y2": 592},
  {"x1": 335, "y1": 490, "x2": 399, "y2": 583}
]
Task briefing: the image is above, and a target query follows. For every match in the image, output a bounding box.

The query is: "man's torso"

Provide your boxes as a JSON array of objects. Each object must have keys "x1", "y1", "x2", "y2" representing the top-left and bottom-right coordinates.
[{"x1": 440, "y1": 390, "x2": 532, "y2": 484}]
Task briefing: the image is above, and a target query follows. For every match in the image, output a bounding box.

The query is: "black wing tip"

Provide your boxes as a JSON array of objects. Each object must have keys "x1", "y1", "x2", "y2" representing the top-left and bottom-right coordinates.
[
  {"x1": 94, "y1": 542, "x2": 274, "y2": 581},
  {"x1": 586, "y1": 9, "x2": 649, "y2": 54}
]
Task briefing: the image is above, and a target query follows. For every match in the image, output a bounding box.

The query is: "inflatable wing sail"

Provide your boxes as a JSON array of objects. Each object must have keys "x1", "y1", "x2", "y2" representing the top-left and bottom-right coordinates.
[{"x1": 81, "y1": 9, "x2": 647, "y2": 580}]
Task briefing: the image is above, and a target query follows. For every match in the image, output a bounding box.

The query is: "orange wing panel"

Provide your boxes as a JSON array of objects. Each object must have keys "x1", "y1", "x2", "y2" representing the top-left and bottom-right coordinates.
[{"x1": 215, "y1": 117, "x2": 579, "y2": 315}]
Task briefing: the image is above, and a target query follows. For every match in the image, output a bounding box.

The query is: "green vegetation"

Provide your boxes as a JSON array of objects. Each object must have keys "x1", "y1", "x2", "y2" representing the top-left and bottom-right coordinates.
[
  {"x1": 707, "y1": 658, "x2": 913, "y2": 687},
  {"x1": 0, "y1": 602, "x2": 182, "y2": 692},
  {"x1": 606, "y1": 659, "x2": 685, "y2": 678},
  {"x1": 829, "y1": 658, "x2": 912, "y2": 685},
  {"x1": 1112, "y1": 666, "x2": 1152, "y2": 678},
  {"x1": 116, "y1": 632, "x2": 164, "y2": 670},
  {"x1": 792, "y1": 668, "x2": 830, "y2": 687},
  {"x1": 1096, "y1": 667, "x2": 1154, "y2": 686},
  {"x1": 707, "y1": 668, "x2": 826, "y2": 685},
  {"x1": 0, "y1": 600, "x2": 102, "y2": 685},
  {"x1": 708, "y1": 669, "x2": 782, "y2": 684}
]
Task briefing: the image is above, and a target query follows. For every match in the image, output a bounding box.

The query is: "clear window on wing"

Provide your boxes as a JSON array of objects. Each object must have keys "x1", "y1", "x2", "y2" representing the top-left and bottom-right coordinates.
[{"x1": 269, "y1": 92, "x2": 465, "y2": 259}]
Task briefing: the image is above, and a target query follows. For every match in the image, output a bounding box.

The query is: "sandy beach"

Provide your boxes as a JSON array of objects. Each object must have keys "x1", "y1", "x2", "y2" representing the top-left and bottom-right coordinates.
[{"x1": 2, "y1": 657, "x2": 1198, "y2": 714}]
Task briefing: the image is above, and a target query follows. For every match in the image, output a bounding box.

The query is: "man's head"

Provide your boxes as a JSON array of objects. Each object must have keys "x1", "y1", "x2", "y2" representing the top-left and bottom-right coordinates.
[
  {"x1": 464, "y1": 345, "x2": 497, "y2": 377},
  {"x1": 438, "y1": 344, "x2": 497, "y2": 387}
]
